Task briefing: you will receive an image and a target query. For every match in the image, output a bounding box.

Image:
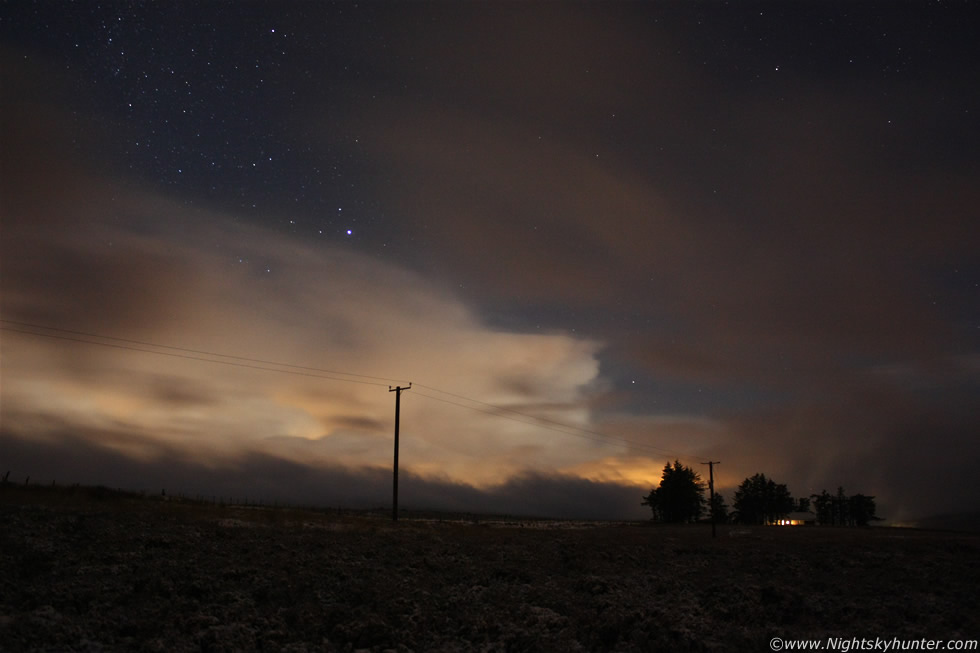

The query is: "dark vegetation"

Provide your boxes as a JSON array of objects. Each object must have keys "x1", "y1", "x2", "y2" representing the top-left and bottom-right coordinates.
[
  {"x1": 810, "y1": 488, "x2": 881, "y2": 527},
  {"x1": 2, "y1": 480, "x2": 978, "y2": 652},
  {"x1": 640, "y1": 461, "x2": 706, "y2": 524},
  {"x1": 731, "y1": 473, "x2": 796, "y2": 525},
  {"x1": 642, "y1": 464, "x2": 880, "y2": 526}
]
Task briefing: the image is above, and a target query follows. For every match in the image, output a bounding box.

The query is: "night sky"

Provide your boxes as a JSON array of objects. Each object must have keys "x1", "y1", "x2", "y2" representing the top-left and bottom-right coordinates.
[{"x1": 2, "y1": 2, "x2": 977, "y2": 522}]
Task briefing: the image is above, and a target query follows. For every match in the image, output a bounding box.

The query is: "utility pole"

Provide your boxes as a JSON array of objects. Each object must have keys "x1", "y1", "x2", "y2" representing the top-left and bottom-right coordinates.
[
  {"x1": 389, "y1": 383, "x2": 411, "y2": 521},
  {"x1": 702, "y1": 461, "x2": 720, "y2": 538}
]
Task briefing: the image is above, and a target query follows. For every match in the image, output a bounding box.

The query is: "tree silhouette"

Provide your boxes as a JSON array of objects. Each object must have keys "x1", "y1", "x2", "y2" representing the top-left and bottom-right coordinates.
[
  {"x1": 732, "y1": 473, "x2": 794, "y2": 524},
  {"x1": 811, "y1": 488, "x2": 880, "y2": 525},
  {"x1": 811, "y1": 490, "x2": 833, "y2": 525},
  {"x1": 849, "y1": 494, "x2": 880, "y2": 526},
  {"x1": 641, "y1": 460, "x2": 706, "y2": 523},
  {"x1": 710, "y1": 492, "x2": 730, "y2": 524},
  {"x1": 835, "y1": 486, "x2": 849, "y2": 526}
]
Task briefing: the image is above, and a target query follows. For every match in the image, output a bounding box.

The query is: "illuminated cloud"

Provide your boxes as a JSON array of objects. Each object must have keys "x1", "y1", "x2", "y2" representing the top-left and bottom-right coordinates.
[
  {"x1": 2, "y1": 4, "x2": 977, "y2": 523},
  {"x1": 1, "y1": 176, "x2": 662, "y2": 491}
]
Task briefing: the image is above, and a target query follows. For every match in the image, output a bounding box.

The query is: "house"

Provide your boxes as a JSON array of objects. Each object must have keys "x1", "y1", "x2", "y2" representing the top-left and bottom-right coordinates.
[{"x1": 774, "y1": 511, "x2": 817, "y2": 526}]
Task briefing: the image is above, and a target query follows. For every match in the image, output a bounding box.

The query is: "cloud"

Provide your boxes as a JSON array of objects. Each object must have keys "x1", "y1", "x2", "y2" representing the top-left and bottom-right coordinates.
[
  {"x1": 709, "y1": 379, "x2": 980, "y2": 522},
  {"x1": 338, "y1": 7, "x2": 978, "y2": 397},
  {"x1": 0, "y1": 427, "x2": 648, "y2": 520},
  {"x1": 0, "y1": 46, "x2": 684, "y2": 517},
  {"x1": 0, "y1": 147, "x2": 652, "y2": 494},
  {"x1": 320, "y1": 7, "x2": 980, "y2": 525},
  {"x1": 3, "y1": 14, "x2": 977, "y2": 524}
]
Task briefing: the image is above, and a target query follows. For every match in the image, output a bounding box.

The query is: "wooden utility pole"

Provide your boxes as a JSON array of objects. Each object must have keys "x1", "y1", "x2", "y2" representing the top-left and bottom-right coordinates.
[
  {"x1": 702, "y1": 461, "x2": 720, "y2": 538},
  {"x1": 389, "y1": 384, "x2": 411, "y2": 521}
]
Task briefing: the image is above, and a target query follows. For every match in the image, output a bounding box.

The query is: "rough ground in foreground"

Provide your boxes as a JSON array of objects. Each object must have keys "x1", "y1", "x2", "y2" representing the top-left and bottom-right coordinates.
[{"x1": 2, "y1": 487, "x2": 978, "y2": 652}]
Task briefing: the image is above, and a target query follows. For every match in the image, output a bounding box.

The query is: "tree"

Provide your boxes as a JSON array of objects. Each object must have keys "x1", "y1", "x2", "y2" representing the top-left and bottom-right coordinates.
[
  {"x1": 795, "y1": 497, "x2": 811, "y2": 513},
  {"x1": 710, "y1": 492, "x2": 730, "y2": 524},
  {"x1": 834, "y1": 486, "x2": 849, "y2": 526},
  {"x1": 732, "y1": 473, "x2": 795, "y2": 524},
  {"x1": 811, "y1": 488, "x2": 880, "y2": 526},
  {"x1": 811, "y1": 490, "x2": 833, "y2": 525},
  {"x1": 641, "y1": 460, "x2": 706, "y2": 523},
  {"x1": 848, "y1": 494, "x2": 880, "y2": 526}
]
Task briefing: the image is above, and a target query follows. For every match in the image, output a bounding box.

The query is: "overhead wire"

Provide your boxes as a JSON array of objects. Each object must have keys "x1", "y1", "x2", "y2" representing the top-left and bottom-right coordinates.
[
  {"x1": 0, "y1": 319, "x2": 410, "y2": 385},
  {"x1": 413, "y1": 382, "x2": 686, "y2": 458},
  {"x1": 411, "y1": 388, "x2": 613, "y2": 445},
  {"x1": 0, "y1": 325, "x2": 392, "y2": 387},
  {"x1": 2, "y1": 319, "x2": 693, "y2": 461},
  {"x1": 406, "y1": 389, "x2": 686, "y2": 463}
]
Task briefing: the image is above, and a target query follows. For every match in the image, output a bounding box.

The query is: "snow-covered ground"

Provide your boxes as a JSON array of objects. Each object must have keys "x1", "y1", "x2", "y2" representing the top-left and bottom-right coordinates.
[{"x1": 2, "y1": 490, "x2": 977, "y2": 651}]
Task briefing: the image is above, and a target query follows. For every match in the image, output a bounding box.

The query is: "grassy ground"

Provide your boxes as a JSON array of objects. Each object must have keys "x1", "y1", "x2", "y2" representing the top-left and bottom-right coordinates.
[{"x1": 2, "y1": 484, "x2": 978, "y2": 651}]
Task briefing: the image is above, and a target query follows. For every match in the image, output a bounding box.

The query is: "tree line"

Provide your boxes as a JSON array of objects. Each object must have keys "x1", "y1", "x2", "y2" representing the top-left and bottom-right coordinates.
[{"x1": 641, "y1": 461, "x2": 881, "y2": 526}]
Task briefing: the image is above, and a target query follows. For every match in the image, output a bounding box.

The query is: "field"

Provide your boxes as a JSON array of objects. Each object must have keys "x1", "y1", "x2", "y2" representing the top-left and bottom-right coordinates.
[{"x1": 2, "y1": 485, "x2": 978, "y2": 652}]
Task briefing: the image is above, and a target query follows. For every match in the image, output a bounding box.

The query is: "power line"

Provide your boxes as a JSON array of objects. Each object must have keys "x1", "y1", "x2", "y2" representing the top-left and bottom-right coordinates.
[
  {"x1": 412, "y1": 389, "x2": 605, "y2": 440},
  {"x1": 0, "y1": 319, "x2": 409, "y2": 385},
  {"x1": 414, "y1": 382, "x2": 687, "y2": 459},
  {"x1": 2, "y1": 320, "x2": 694, "y2": 462},
  {"x1": 0, "y1": 326, "x2": 392, "y2": 387},
  {"x1": 412, "y1": 389, "x2": 690, "y2": 461}
]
